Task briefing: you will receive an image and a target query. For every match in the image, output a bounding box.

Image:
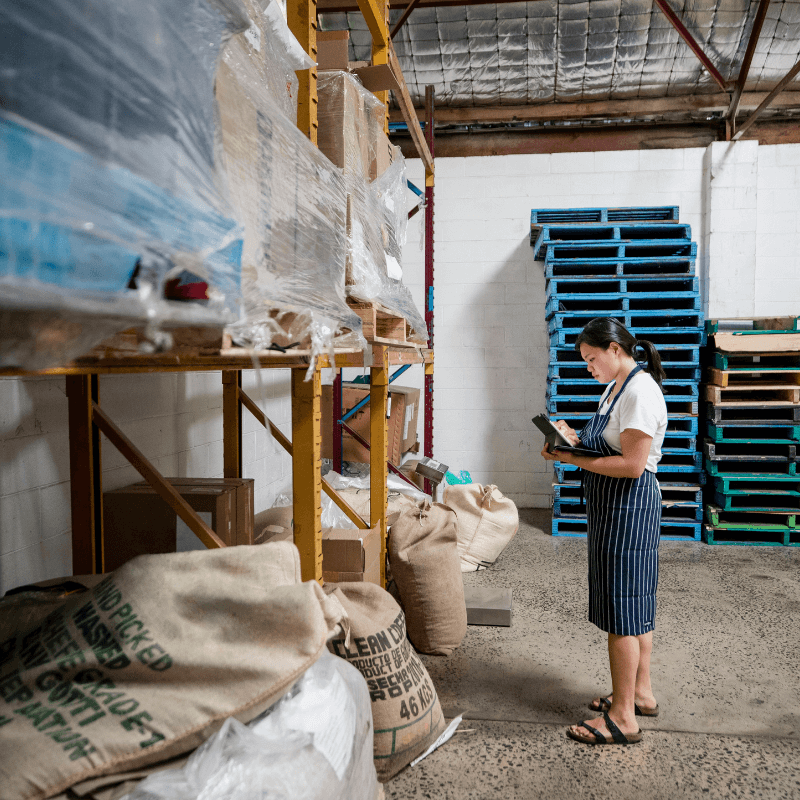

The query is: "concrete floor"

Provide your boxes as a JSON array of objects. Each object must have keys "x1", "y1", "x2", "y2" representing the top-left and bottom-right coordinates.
[{"x1": 385, "y1": 509, "x2": 800, "y2": 799}]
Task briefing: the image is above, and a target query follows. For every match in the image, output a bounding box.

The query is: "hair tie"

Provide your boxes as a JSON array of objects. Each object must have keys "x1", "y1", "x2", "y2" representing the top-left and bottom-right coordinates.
[{"x1": 633, "y1": 339, "x2": 641, "y2": 347}]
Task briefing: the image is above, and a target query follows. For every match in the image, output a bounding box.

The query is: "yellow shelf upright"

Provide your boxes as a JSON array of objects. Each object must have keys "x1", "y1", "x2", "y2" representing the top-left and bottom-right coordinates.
[
  {"x1": 370, "y1": 345, "x2": 390, "y2": 586},
  {"x1": 357, "y1": 0, "x2": 390, "y2": 133},
  {"x1": 288, "y1": 0, "x2": 318, "y2": 143},
  {"x1": 291, "y1": 366, "x2": 324, "y2": 583}
]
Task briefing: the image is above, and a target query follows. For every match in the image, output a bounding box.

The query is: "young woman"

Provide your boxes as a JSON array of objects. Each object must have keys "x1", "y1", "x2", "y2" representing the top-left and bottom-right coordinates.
[{"x1": 541, "y1": 317, "x2": 668, "y2": 746}]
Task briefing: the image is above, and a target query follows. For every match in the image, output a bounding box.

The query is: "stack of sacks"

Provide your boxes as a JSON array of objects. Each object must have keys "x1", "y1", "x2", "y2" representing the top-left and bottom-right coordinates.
[
  {"x1": 388, "y1": 500, "x2": 467, "y2": 656},
  {"x1": 444, "y1": 484, "x2": 519, "y2": 572},
  {"x1": 217, "y1": 0, "x2": 363, "y2": 357},
  {"x1": 316, "y1": 71, "x2": 427, "y2": 344},
  {"x1": 0, "y1": 0, "x2": 248, "y2": 369},
  {"x1": 0, "y1": 543, "x2": 348, "y2": 800}
]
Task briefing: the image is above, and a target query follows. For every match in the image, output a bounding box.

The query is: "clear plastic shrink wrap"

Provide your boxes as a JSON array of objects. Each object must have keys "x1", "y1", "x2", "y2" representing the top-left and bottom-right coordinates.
[
  {"x1": 0, "y1": 0, "x2": 250, "y2": 369},
  {"x1": 122, "y1": 652, "x2": 379, "y2": 800},
  {"x1": 317, "y1": 71, "x2": 427, "y2": 345},
  {"x1": 219, "y1": 0, "x2": 364, "y2": 356}
]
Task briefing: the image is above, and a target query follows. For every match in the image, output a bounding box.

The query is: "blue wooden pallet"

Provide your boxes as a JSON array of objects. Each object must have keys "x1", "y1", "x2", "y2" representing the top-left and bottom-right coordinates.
[
  {"x1": 550, "y1": 326, "x2": 706, "y2": 348},
  {"x1": 547, "y1": 378, "x2": 699, "y2": 399},
  {"x1": 532, "y1": 223, "x2": 692, "y2": 257},
  {"x1": 706, "y1": 422, "x2": 800, "y2": 443},
  {"x1": 553, "y1": 497, "x2": 703, "y2": 520},
  {"x1": 713, "y1": 487, "x2": 800, "y2": 512},
  {"x1": 549, "y1": 313, "x2": 705, "y2": 336},
  {"x1": 553, "y1": 481, "x2": 703, "y2": 505},
  {"x1": 548, "y1": 396, "x2": 698, "y2": 417},
  {"x1": 554, "y1": 462, "x2": 705, "y2": 483},
  {"x1": 702, "y1": 524, "x2": 789, "y2": 547},
  {"x1": 531, "y1": 207, "x2": 680, "y2": 231},
  {"x1": 546, "y1": 296, "x2": 701, "y2": 317},
  {"x1": 555, "y1": 412, "x2": 700, "y2": 436},
  {"x1": 551, "y1": 346, "x2": 701, "y2": 368},
  {"x1": 546, "y1": 275, "x2": 699, "y2": 298},
  {"x1": 544, "y1": 241, "x2": 697, "y2": 263},
  {"x1": 552, "y1": 514, "x2": 701, "y2": 540},
  {"x1": 543, "y1": 258, "x2": 696, "y2": 279},
  {"x1": 550, "y1": 363, "x2": 702, "y2": 382}
]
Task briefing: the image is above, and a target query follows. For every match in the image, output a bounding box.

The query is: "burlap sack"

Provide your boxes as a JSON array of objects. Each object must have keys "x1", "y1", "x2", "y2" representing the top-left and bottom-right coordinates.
[
  {"x1": 444, "y1": 484, "x2": 519, "y2": 572},
  {"x1": 253, "y1": 505, "x2": 293, "y2": 544},
  {"x1": 327, "y1": 583, "x2": 445, "y2": 782},
  {"x1": 0, "y1": 543, "x2": 343, "y2": 800},
  {"x1": 388, "y1": 501, "x2": 466, "y2": 656},
  {"x1": 335, "y1": 488, "x2": 418, "y2": 528}
]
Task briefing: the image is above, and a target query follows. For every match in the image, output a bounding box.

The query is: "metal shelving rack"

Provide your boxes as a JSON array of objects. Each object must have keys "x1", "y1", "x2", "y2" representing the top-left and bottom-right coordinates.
[{"x1": 2, "y1": 0, "x2": 435, "y2": 589}]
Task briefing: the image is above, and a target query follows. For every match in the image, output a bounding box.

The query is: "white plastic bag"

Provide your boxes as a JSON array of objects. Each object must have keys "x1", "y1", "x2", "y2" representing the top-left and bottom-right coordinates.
[{"x1": 122, "y1": 652, "x2": 378, "y2": 800}]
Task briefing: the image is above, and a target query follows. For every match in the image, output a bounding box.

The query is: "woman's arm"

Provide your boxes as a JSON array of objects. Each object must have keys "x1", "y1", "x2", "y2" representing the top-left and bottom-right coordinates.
[{"x1": 541, "y1": 428, "x2": 652, "y2": 479}]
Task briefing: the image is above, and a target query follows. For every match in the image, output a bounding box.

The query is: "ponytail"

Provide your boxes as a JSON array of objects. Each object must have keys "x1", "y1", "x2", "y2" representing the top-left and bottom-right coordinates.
[
  {"x1": 634, "y1": 338, "x2": 665, "y2": 389},
  {"x1": 575, "y1": 317, "x2": 666, "y2": 388}
]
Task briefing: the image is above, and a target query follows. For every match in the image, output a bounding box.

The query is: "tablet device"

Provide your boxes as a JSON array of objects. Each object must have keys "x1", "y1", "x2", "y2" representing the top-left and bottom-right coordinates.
[{"x1": 531, "y1": 414, "x2": 603, "y2": 457}]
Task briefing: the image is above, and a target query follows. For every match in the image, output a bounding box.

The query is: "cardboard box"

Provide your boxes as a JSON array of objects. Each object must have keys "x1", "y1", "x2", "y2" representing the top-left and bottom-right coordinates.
[
  {"x1": 139, "y1": 478, "x2": 255, "y2": 546},
  {"x1": 322, "y1": 524, "x2": 381, "y2": 584},
  {"x1": 103, "y1": 482, "x2": 239, "y2": 571},
  {"x1": 317, "y1": 31, "x2": 350, "y2": 71},
  {"x1": 321, "y1": 383, "x2": 419, "y2": 464}
]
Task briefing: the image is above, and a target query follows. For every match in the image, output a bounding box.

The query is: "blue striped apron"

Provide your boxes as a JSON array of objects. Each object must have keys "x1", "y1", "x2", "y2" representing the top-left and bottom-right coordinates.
[{"x1": 580, "y1": 366, "x2": 661, "y2": 636}]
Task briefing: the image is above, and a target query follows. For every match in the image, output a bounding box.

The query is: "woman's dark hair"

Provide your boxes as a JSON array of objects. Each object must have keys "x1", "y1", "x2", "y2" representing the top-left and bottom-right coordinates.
[{"x1": 574, "y1": 317, "x2": 666, "y2": 388}]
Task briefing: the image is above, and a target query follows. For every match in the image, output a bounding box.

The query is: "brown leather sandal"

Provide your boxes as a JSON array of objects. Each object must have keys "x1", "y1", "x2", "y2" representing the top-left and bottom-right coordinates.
[
  {"x1": 589, "y1": 695, "x2": 660, "y2": 717},
  {"x1": 567, "y1": 712, "x2": 642, "y2": 745}
]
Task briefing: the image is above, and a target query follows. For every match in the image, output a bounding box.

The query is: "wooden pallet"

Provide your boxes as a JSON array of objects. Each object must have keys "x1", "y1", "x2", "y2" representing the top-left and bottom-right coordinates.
[
  {"x1": 702, "y1": 524, "x2": 789, "y2": 547},
  {"x1": 705, "y1": 505, "x2": 799, "y2": 528},
  {"x1": 703, "y1": 440, "x2": 798, "y2": 462},
  {"x1": 714, "y1": 487, "x2": 800, "y2": 513},
  {"x1": 347, "y1": 300, "x2": 419, "y2": 348},
  {"x1": 706, "y1": 316, "x2": 800, "y2": 335},
  {"x1": 705, "y1": 384, "x2": 800, "y2": 405},
  {"x1": 707, "y1": 367, "x2": 800, "y2": 388},
  {"x1": 711, "y1": 332, "x2": 800, "y2": 354}
]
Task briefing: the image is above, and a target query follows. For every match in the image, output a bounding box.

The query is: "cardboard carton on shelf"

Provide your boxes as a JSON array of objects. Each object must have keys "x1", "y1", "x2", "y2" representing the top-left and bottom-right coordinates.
[
  {"x1": 104, "y1": 479, "x2": 254, "y2": 571},
  {"x1": 321, "y1": 383, "x2": 420, "y2": 465},
  {"x1": 323, "y1": 524, "x2": 382, "y2": 584}
]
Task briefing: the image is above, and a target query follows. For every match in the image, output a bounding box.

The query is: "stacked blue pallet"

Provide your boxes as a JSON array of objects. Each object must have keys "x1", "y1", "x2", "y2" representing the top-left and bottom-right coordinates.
[{"x1": 530, "y1": 206, "x2": 705, "y2": 541}]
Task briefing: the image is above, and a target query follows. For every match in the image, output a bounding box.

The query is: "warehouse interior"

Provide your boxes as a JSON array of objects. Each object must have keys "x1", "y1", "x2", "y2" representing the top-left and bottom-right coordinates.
[{"x1": 1, "y1": 0, "x2": 799, "y2": 798}]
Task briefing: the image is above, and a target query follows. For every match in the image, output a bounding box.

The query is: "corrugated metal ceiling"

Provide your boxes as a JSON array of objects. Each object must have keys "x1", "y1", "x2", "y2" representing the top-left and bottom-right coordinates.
[{"x1": 319, "y1": 0, "x2": 800, "y2": 109}]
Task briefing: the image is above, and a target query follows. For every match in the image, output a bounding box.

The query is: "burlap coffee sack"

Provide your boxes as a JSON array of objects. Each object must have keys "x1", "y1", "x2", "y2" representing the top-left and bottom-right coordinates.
[
  {"x1": 326, "y1": 583, "x2": 445, "y2": 782},
  {"x1": 253, "y1": 505, "x2": 294, "y2": 544},
  {"x1": 0, "y1": 542, "x2": 342, "y2": 800},
  {"x1": 335, "y1": 488, "x2": 418, "y2": 528},
  {"x1": 388, "y1": 501, "x2": 466, "y2": 656},
  {"x1": 443, "y1": 484, "x2": 519, "y2": 572}
]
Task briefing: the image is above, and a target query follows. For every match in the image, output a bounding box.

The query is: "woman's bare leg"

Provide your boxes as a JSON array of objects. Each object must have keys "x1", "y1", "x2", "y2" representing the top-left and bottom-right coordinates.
[{"x1": 591, "y1": 631, "x2": 657, "y2": 711}]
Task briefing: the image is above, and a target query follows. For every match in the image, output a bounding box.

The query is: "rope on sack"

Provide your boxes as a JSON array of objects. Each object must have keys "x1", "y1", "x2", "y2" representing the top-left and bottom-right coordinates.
[
  {"x1": 416, "y1": 499, "x2": 432, "y2": 527},
  {"x1": 481, "y1": 485, "x2": 495, "y2": 507}
]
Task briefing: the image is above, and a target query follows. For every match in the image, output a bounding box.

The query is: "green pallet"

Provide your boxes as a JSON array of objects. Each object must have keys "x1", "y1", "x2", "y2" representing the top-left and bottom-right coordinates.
[
  {"x1": 706, "y1": 317, "x2": 800, "y2": 335},
  {"x1": 713, "y1": 488, "x2": 800, "y2": 513},
  {"x1": 704, "y1": 457, "x2": 798, "y2": 477},
  {"x1": 704, "y1": 504, "x2": 798, "y2": 528},
  {"x1": 702, "y1": 524, "x2": 789, "y2": 546},
  {"x1": 712, "y1": 352, "x2": 800, "y2": 370},
  {"x1": 706, "y1": 422, "x2": 800, "y2": 443}
]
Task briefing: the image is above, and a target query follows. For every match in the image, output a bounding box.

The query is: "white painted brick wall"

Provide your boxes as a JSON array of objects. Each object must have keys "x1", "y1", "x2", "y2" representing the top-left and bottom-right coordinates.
[{"x1": 3, "y1": 140, "x2": 799, "y2": 591}]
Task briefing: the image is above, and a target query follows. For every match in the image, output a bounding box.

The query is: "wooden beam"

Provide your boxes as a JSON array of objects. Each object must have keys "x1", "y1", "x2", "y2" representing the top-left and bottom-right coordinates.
[
  {"x1": 727, "y1": 0, "x2": 771, "y2": 123},
  {"x1": 66, "y1": 375, "x2": 103, "y2": 574},
  {"x1": 653, "y1": 0, "x2": 730, "y2": 93},
  {"x1": 319, "y1": 0, "x2": 548, "y2": 10},
  {"x1": 390, "y1": 0, "x2": 422, "y2": 39},
  {"x1": 91, "y1": 403, "x2": 225, "y2": 550},
  {"x1": 388, "y1": 92, "x2": 800, "y2": 126},
  {"x1": 370, "y1": 346, "x2": 389, "y2": 588},
  {"x1": 388, "y1": 41, "x2": 434, "y2": 175},
  {"x1": 222, "y1": 371, "x2": 241, "y2": 479},
  {"x1": 291, "y1": 367, "x2": 324, "y2": 583},
  {"x1": 288, "y1": 0, "x2": 318, "y2": 143},
  {"x1": 734, "y1": 59, "x2": 800, "y2": 141}
]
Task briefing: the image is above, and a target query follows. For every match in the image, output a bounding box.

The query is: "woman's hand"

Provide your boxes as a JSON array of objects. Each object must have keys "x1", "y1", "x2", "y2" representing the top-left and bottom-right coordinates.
[
  {"x1": 541, "y1": 443, "x2": 576, "y2": 463},
  {"x1": 553, "y1": 420, "x2": 580, "y2": 446}
]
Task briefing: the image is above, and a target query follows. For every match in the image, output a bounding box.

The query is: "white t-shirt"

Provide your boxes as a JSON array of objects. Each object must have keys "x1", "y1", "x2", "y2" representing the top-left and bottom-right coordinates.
[{"x1": 596, "y1": 370, "x2": 668, "y2": 473}]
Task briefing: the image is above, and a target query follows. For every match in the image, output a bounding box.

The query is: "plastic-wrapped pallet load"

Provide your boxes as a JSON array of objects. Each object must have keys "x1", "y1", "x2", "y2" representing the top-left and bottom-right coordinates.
[
  {"x1": 443, "y1": 484, "x2": 519, "y2": 572},
  {"x1": 219, "y1": 1, "x2": 364, "y2": 357},
  {"x1": 119, "y1": 652, "x2": 379, "y2": 800},
  {"x1": 327, "y1": 583, "x2": 446, "y2": 781},
  {"x1": 388, "y1": 501, "x2": 467, "y2": 656},
  {"x1": 0, "y1": 543, "x2": 346, "y2": 800},
  {"x1": 0, "y1": 0, "x2": 249, "y2": 369},
  {"x1": 316, "y1": 71, "x2": 427, "y2": 345}
]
